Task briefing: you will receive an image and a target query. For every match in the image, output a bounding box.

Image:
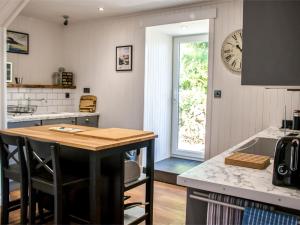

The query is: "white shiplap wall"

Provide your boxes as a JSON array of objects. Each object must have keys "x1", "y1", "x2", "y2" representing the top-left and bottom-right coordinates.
[
  {"x1": 144, "y1": 29, "x2": 173, "y2": 162},
  {"x1": 63, "y1": 0, "x2": 300, "y2": 159},
  {"x1": 208, "y1": 1, "x2": 300, "y2": 157}
]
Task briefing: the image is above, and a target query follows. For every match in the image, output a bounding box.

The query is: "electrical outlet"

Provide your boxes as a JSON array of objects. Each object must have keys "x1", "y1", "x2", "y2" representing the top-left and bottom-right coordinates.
[
  {"x1": 214, "y1": 90, "x2": 222, "y2": 98},
  {"x1": 83, "y1": 88, "x2": 90, "y2": 94},
  {"x1": 65, "y1": 93, "x2": 70, "y2": 98}
]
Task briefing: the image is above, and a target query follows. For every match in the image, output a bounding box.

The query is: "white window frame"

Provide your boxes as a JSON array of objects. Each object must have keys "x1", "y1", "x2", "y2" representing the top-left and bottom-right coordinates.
[{"x1": 171, "y1": 19, "x2": 215, "y2": 161}]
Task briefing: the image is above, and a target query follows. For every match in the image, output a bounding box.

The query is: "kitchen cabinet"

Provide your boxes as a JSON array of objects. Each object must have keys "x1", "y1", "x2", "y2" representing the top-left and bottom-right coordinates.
[
  {"x1": 42, "y1": 117, "x2": 75, "y2": 125},
  {"x1": 185, "y1": 188, "x2": 300, "y2": 225},
  {"x1": 242, "y1": 0, "x2": 300, "y2": 86},
  {"x1": 7, "y1": 120, "x2": 41, "y2": 128},
  {"x1": 186, "y1": 189, "x2": 208, "y2": 225},
  {"x1": 76, "y1": 116, "x2": 99, "y2": 127},
  {"x1": 8, "y1": 115, "x2": 99, "y2": 128}
]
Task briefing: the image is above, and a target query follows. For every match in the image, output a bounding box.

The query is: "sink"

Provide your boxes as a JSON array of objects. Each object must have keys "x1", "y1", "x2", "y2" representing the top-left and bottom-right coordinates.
[{"x1": 237, "y1": 137, "x2": 278, "y2": 158}]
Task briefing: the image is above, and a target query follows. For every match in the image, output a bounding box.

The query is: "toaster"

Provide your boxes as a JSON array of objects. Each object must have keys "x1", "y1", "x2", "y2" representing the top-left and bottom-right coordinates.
[{"x1": 273, "y1": 137, "x2": 300, "y2": 188}]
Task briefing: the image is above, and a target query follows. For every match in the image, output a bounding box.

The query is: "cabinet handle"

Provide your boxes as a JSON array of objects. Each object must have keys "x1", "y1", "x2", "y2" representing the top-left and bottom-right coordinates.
[
  {"x1": 85, "y1": 118, "x2": 90, "y2": 122},
  {"x1": 189, "y1": 194, "x2": 244, "y2": 210}
]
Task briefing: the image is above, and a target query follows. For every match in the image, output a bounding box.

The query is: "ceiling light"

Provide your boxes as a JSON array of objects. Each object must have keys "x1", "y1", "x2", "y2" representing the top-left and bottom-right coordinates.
[{"x1": 98, "y1": 7, "x2": 104, "y2": 12}]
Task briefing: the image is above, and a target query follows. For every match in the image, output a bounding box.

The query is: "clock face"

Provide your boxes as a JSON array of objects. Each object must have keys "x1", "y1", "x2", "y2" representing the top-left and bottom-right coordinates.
[{"x1": 221, "y1": 30, "x2": 242, "y2": 73}]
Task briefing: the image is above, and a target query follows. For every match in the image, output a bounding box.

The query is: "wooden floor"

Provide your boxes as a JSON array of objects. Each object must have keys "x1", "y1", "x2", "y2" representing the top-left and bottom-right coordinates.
[{"x1": 3, "y1": 181, "x2": 187, "y2": 224}]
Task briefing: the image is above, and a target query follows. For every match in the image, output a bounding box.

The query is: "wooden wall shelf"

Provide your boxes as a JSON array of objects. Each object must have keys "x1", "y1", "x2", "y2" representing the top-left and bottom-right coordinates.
[{"x1": 7, "y1": 84, "x2": 76, "y2": 89}]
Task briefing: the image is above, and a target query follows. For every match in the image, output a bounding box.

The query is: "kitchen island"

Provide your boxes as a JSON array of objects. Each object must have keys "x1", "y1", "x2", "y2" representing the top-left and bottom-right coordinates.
[
  {"x1": 177, "y1": 127, "x2": 300, "y2": 224},
  {"x1": 1, "y1": 124, "x2": 157, "y2": 224}
]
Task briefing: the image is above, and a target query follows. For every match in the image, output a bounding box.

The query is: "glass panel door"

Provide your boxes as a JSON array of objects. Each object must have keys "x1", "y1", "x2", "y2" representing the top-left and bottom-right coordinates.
[{"x1": 172, "y1": 34, "x2": 209, "y2": 160}]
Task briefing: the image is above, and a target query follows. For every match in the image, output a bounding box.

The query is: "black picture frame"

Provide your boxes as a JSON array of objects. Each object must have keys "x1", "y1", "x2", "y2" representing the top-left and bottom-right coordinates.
[
  {"x1": 7, "y1": 30, "x2": 29, "y2": 54},
  {"x1": 116, "y1": 45, "x2": 133, "y2": 71}
]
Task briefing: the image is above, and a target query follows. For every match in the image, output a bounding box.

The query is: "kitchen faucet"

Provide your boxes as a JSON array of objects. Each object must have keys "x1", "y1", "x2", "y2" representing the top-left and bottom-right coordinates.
[{"x1": 25, "y1": 97, "x2": 47, "y2": 107}]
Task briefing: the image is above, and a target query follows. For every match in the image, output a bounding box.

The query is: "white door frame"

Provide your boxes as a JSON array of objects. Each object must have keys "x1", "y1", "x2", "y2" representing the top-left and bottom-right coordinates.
[{"x1": 171, "y1": 19, "x2": 215, "y2": 161}]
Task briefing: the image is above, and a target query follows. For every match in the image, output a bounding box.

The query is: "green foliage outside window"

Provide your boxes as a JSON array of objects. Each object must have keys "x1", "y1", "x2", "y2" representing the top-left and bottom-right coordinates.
[{"x1": 178, "y1": 41, "x2": 208, "y2": 147}]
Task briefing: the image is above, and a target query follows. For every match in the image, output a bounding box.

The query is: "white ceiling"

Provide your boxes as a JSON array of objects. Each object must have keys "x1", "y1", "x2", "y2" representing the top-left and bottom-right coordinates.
[
  {"x1": 21, "y1": 0, "x2": 205, "y2": 24},
  {"x1": 148, "y1": 19, "x2": 209, "y2": 36}
]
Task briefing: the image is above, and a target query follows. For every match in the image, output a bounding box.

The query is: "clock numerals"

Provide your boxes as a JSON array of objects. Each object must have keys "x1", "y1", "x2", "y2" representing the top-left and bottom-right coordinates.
[
  {"x1": 231, "y1": 60, "x2": 237, "y2": 68},
  {"x1": 226, "y1": 55, "x2": 232, "y2": 62},
  {"x1": 221, "y1": 29, "x2": 243, "y2": 73}
]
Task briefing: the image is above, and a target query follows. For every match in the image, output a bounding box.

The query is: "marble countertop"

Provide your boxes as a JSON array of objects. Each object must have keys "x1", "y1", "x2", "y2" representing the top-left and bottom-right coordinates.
[
  {"x1": 177, "y1": 127, "x2": 300, "y2": 210},
  {"x1": 7, "y1": 112, "x2": 100, "y2": 122}
]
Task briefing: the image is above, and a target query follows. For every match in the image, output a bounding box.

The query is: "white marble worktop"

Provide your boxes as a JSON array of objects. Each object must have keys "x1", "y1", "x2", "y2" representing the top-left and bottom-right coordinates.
[
  {"x1": 7, "y1": 112, "x2": 100, "y2": 122},
  {"x1": 177, "y1": 127, "x2": 300, "y2": 210}
]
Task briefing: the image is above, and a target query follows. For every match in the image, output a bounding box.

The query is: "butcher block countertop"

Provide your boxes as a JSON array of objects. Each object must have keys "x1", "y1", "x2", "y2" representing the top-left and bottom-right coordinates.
[{"x1": 0, "y1": 124, "x2": 157, "y2": 151}]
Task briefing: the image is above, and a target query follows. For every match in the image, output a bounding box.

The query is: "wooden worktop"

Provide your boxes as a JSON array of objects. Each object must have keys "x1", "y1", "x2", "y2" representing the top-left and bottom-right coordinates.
[{"x1": 0, "y1": 124, "x2": 157, "y2": 151}]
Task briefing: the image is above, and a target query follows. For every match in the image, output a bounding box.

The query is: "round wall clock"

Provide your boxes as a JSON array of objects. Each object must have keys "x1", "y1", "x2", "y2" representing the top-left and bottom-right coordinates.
[{"x1": 221, "y1": 29, "x2": 242, "y2": 73}]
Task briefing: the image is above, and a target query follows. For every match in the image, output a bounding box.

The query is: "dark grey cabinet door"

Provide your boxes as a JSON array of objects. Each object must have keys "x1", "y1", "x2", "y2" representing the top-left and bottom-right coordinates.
[
  {"x1": 186, "y1": 188, "x2": 208, "y2": 225},
  {"x1": 8, "y1": 120, "x2": 41, "y2": 128},
  {"x1": 76, "y1": 116, "x2": 99, "y2": 127},
  {"x1": 42, "y1": 117, "x2": 75, "y2": 125},
  {"x1": 242, "y1": 0, "x2": 300, "y2": 85}
]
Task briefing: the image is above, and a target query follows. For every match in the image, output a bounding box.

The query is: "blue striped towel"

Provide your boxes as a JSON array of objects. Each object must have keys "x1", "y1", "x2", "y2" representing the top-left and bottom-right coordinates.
[{"x1": 242, "y1": 207, "x2": 298, "y2": 225}]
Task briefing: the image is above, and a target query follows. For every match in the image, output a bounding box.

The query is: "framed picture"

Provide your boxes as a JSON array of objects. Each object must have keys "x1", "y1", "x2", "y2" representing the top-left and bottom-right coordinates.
[
  {"x1": 116, "y1": 45, "x2": 132, "y2": 71},
  {"x1": 6, "y1": 62, "x2": 13, "y2": 83},
  {"x1": 7, "y1": 30, "x2": 29, "y2": 54}
]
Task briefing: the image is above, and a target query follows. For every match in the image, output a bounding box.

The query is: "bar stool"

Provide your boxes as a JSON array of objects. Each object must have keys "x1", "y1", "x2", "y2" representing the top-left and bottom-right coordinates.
[
  {"x1": 0, "y1": 134, "x2": 28, "y2": 225},
  {"x1": 24, "y1": 137, "x2": 89, "y2": 224}
]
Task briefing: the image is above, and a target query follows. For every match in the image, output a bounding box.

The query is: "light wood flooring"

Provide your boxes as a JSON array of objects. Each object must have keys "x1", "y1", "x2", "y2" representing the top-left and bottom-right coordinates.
[{"x1": 3, "y1": 181, "x2": 187, "y2": 224}]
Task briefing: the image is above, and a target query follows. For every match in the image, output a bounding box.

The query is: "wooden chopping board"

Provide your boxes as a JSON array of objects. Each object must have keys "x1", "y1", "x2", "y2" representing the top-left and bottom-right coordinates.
[
  {"x1": 79, "y1": 95, "x2": 97, "y2": 113},
  {"x1": 225, "y1": 152, "x2": 271, "y2": 170},
  {"x1": 75, "y1": 128, "x2": 154, "y2": 141}
]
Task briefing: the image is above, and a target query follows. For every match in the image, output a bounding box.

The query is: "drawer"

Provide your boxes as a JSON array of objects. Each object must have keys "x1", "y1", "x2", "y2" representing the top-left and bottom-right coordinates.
[
  {"x1": 7, "y1": 120, "x2": 41, "y2": 128},
  {"x1": 42, "y1": 117, "x2": 75, "y2": 125},
  {"x1": 76, "y1": 116, "x2": 99, "y2": 127}
]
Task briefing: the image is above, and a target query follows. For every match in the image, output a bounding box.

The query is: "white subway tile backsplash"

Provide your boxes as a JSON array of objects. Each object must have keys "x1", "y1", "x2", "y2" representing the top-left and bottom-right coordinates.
[
  {"x1": 36, "y1": 106, "x2": 48, "y2": 114},
  {"x1": 47, "y1": 93, "x2": 58, "y2": 100},
  {"x1": 53, "y1": 89, "x2": 63, "y2": 93},
  {"x1": 7, "y1": 93, "x2": 12, "y2": 100},
  {"x1": 24, "y1": 93, "x2": 36, "y2": 99},
  {"x1": 57, "y1": 93, "x2": 65, "y2": 99},
  {"x1": 47, "y1": 106, "x2": 58, "y2": 113},
  {"x1": 7, "y1": 88, "x2": 19, "y2": 93},
  {"x1": 42, "y1": 89, "x2": 52, "y2": 93},
  {"x1": 12, "y1": 93, "x2": 24, "y2": 100},
  {"x1": 30, "y1": 88, "x2": 43, "y2": 93},
  {"x1": 7, "y1": 100, "x2": 18, "y2": 106},
  {"x1": 7, "y1": 87, "x2": 75, "y2": 113},
  {"x1": 37, "y1": 93, "x2": 47, "y2": 99}
]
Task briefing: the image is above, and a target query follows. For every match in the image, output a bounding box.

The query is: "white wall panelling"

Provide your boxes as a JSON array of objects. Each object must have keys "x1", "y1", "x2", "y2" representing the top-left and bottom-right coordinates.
[
  {"x1": 63, "y1": 3, "x2": 218, "y2": 130},
  {"x1": 144, "y1": 28, "x2": 173, "y2": 162},
  {"x1": 63, "y1": 0, "x2": 300, "y2": 159}
]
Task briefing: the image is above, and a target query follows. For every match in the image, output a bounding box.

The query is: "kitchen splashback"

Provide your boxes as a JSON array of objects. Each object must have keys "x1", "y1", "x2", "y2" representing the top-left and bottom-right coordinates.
[{"x1": 7, "y1": 88, "x2": 76, "y2": 114}]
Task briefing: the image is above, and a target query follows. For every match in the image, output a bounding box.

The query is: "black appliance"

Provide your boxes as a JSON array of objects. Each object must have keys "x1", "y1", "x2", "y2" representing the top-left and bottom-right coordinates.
[
  {"x1": 273, "y1": 137, "x2": 300, "y2": 188},
  {"x1": 293, "y1": 110, "x2": 300, "y2": 130}
]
